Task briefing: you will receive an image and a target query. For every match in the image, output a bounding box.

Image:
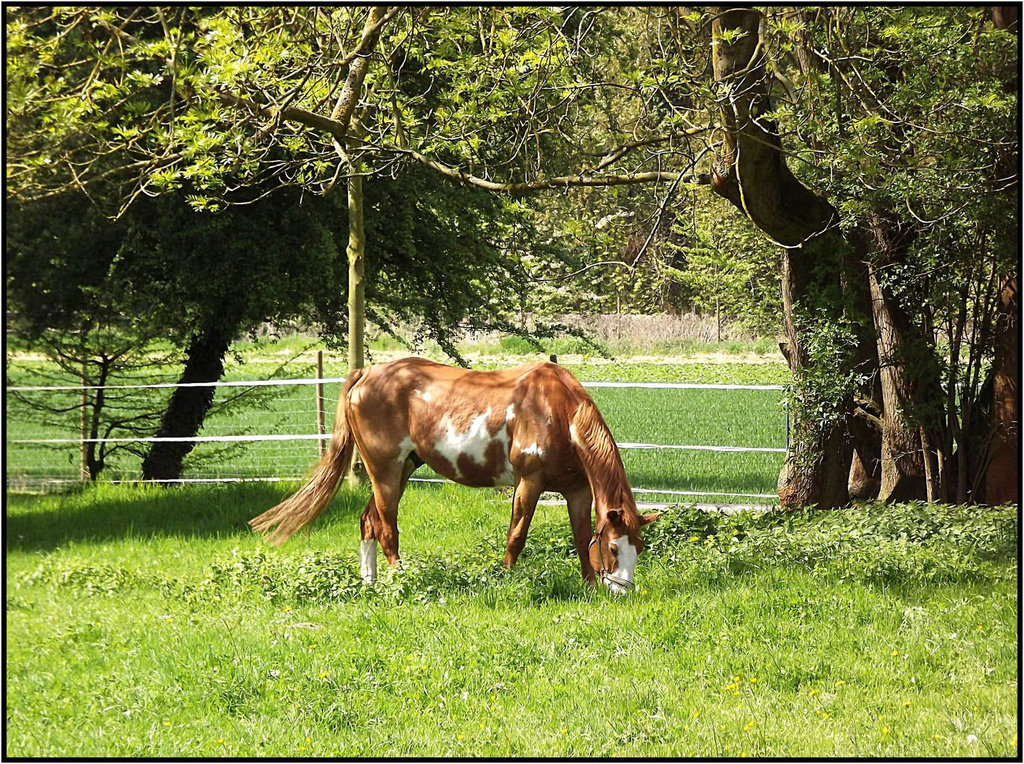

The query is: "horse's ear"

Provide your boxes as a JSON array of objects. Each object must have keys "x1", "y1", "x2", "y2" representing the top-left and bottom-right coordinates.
[
  {"x1": 639, "y1": 512, "x2": 662, "y2": 526},
  {"x1": 606, "y1": 508, "x2": 624, "y2": 524}
]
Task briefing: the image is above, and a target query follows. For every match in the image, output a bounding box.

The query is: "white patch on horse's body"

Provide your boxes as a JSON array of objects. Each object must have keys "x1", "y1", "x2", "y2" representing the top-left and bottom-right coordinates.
[
  {"x1": 434, "y1": 408, "x2": 512, "y2": 483},
  {"x1": 506, "y1": 404, "x2": 516, "y2": 422},
  {"x1": 521, "y1": 442, "x2": 544, "y2": 457},
  {"x1": 360, "y1": 539, "x2": 377, "y2": 584},
  {"x1": 396, "y1": 435, "x2": 415, "y2": 463},
  {"x1": 417, "y1": 389, "x2": 433, "y2": 402},
  {"x1": 606, "y1": 535, "x2": 638, "y2": 596}
]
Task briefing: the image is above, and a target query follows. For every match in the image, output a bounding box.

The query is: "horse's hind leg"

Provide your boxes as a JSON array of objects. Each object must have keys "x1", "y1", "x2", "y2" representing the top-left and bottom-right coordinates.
[
  {"x1": 359, "y1": 499, "x2": 383, "y2": 583},
  {"x1": 365, "y1": 456, "x2": 418, "y2": 568},
  {"x1": 504, "y1": 475, "x2": 544, "y2": 568}
]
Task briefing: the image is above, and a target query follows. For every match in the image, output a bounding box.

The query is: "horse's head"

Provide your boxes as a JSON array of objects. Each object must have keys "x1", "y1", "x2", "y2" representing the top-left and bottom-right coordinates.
[{"x1": 588, "y1": 508, "x2": 660, "y2": 595}]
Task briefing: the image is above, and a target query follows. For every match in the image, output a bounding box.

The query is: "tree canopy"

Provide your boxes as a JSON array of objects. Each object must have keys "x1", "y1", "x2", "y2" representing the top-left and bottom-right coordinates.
[{"x1": 5, "y1": 6, "x2": 1017, "y2": 503}]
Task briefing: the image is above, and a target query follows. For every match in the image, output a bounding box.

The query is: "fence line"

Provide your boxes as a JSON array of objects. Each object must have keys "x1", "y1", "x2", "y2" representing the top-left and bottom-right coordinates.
[
  {"x1": 7, "y1": 374, "x2": 786, "y2": 502},
  {"x1": 5, "y1": 376, "x2": 349, "y2": 392},
  {"x1": 7, "y1": 378, "x2": 785, "y2": 393},
  {"x1": 10, "y1": 433, "x2": 785, "y2": 454},
  {"x1": 4, "y1": 475, "x2": 777, "y2": 500}
]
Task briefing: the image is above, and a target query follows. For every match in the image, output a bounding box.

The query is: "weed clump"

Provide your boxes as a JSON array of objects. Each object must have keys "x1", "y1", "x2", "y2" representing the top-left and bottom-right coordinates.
[{"x1": 643, "y1": 501, "x2": 1017, "y2": 588}]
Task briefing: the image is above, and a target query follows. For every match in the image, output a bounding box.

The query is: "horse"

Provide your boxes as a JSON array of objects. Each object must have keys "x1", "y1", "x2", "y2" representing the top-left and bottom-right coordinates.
[{"x1": 250, "y1": 357, "x2": 660, "y2": 594}]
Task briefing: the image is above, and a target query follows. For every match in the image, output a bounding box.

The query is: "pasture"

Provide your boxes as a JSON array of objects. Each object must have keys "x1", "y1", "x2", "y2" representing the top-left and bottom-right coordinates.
[
  {"x1": 6, "y1": 352, "x2": 789, "y2": 502},
  {"x1": 5, "y1": 483, "x2": 1017, "y2": 757},
  {"x1": 5, "y1": 350, "x2": 1018, "y2": 757}
]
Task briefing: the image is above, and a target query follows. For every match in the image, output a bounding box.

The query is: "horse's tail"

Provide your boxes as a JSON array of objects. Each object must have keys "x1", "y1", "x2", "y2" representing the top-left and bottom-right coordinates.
[
  {"x1": 249, "y1": 366, "x2": 366, "y2": 545},
  {"x1": 569, "y1": 396, "x2": 636, "y2": 513}
]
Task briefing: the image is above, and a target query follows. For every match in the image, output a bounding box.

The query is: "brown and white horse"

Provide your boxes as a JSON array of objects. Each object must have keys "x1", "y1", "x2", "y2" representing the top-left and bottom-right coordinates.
[{"x1": 250, "y1": 357, "x2": 659, "y2": 594}]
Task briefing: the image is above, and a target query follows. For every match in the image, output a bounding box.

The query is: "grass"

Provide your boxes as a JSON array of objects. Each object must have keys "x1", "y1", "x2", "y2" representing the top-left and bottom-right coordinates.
[{"x1": 5, "y1": 482, "x2": 1018, "y2": 757}]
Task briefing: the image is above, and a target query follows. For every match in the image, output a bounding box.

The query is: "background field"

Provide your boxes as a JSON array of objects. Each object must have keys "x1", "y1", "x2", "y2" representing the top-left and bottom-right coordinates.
[{"x1": 6, "y1": 347, "x2": 789, "y2": 503}]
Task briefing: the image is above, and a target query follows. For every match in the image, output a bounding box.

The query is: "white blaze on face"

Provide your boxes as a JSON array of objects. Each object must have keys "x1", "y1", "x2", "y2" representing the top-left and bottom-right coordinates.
[
  {"x1": 605, "y1": 535, "x2": 638, "y2": 596},
  {"x1": 360, "y1": 539, "x2": 378, "y2": 584}
]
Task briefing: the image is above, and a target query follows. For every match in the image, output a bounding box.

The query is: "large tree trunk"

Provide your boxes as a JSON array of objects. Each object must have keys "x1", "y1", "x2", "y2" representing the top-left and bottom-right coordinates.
[
  {"x1": 981, "y1": 10, "x2": 1018, "y2": 506},
  {"x1": 984, "y1": 275, "x2": 1019, "y2": 504},
  {"x1": 860, "y1": 217, "x2": 934, "y2": 502},
  {"x1": 711, "y1": 7, "x2": 856, "y2": 508},
  {"x1": 141, "y1": 325, "x2": 233, "y2": 481}
]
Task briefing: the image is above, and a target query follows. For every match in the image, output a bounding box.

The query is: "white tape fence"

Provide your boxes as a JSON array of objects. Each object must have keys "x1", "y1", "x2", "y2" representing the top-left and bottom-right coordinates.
[{"x1": 6, "y1": 375, "x2": 787, "y2": 502}]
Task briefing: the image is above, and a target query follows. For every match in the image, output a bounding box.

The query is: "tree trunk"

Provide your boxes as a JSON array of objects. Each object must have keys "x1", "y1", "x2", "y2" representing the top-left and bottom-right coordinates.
[
  {"x1": 347, "y1": 158, "x2": 366, "y2": 373},
  {"x1": 984, "y1": 275, "x2": 1018, "y2": 504},
  {"x1": 866, "y1": 261, "x2": 927, "y2": 502},
  {"x1": 85, "y1": 359, "x2": 111, "y2": 481},
  {"x1": 711, "y1": 7, "x2": 856, "y2": 508},
  {"x1": 141, "y1": 325, "x2": 233, "y2": 481}
]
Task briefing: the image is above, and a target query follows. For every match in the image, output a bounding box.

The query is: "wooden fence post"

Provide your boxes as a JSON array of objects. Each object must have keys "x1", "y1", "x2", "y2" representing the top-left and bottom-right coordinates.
[{"x1": 316, "y1": 350, "x2": 326, "y2": 458}]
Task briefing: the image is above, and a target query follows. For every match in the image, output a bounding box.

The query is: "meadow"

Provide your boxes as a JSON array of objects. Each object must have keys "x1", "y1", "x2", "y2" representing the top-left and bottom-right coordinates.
[
  {"x1": 5, "y1": 483, "x2": 1017, "y2": 757},
  {"x1": 5, "y1": 341, "x2": 1018, "y2": 757}
]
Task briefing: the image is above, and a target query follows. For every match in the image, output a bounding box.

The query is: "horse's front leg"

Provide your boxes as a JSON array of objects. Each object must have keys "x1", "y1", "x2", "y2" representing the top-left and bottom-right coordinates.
[
  {"x1": 564, "y1": 486, "x2": 597, "y2": 586},
  {"x1": 504, "y1": 475, "x2": 544, "y2": 568}
]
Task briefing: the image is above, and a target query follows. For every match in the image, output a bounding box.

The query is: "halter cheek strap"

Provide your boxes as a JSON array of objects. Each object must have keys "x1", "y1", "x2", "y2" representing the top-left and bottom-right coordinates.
[{"x1": 588, "y1": 524, "x2": 636, "y2": 592}]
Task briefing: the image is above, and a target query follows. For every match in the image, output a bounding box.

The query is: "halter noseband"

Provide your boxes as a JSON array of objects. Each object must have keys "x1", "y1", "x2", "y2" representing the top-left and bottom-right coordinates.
[{"x1": 588, "y1": 522, "x2": 635, "y2": 593}]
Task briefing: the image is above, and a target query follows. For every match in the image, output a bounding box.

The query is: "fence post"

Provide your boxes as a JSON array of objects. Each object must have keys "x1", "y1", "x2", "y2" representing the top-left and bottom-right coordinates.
[
  {"x1": 80, "y1": 362, "x2": 89, "y2": 482},
  {"x1": 316, "y1": 350, "x2": 326, "y2": 458}
]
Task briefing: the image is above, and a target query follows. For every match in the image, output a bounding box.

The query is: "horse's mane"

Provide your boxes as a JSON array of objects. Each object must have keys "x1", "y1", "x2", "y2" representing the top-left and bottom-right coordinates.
[{"x1": 569, "y1": 396, "x2": 640, "y2": 530}]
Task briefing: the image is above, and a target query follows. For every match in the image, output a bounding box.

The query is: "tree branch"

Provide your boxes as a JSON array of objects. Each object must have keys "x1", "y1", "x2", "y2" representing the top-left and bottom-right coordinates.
[{"x1": 392, "y1": 146, "x2": 709, "y2": 195}]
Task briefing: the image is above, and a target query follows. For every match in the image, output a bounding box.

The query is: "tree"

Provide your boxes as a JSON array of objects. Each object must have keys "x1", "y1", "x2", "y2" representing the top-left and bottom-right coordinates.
[
  {"x1": 7, "y1": 7, "x2": 1016, "y2": 506},
  {"x1": 706, "y1": 6, "x2": 1017, "y2": 505}
]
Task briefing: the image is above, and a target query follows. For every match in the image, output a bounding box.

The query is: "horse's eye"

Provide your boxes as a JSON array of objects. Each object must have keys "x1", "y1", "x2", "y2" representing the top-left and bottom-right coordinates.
[{"x1": 610, "y1": 547, "x2": 618, "y2": 556}]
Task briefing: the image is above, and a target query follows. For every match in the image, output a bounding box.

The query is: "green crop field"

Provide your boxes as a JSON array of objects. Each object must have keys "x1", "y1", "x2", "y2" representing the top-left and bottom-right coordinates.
[{"x1": 5, "y1": 483, "x2": 1017, "y2": 757}]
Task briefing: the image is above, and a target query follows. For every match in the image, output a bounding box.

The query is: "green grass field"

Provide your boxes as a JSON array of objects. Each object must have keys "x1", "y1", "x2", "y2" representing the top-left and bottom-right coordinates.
[
  {"x1": 6, "y1": 352, "x2": 788, "y2": 502},
  {"x1": 5, "y1": 481, "x2": 1018, "y2": 758},
  {"x1": 5, "y1": 344, "x2": 1018, "y2": 756}
]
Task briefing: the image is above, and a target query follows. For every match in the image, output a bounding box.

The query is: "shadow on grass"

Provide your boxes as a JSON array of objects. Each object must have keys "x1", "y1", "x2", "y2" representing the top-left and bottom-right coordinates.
[{"x1": 4, "y1": 482, "x2": 376, "y2": 553}]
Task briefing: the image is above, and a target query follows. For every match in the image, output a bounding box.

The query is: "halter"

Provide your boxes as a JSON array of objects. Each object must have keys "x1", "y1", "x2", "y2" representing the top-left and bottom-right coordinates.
[{"x1": 588, "y1": 521, "x2": 635, "y2": 593}]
